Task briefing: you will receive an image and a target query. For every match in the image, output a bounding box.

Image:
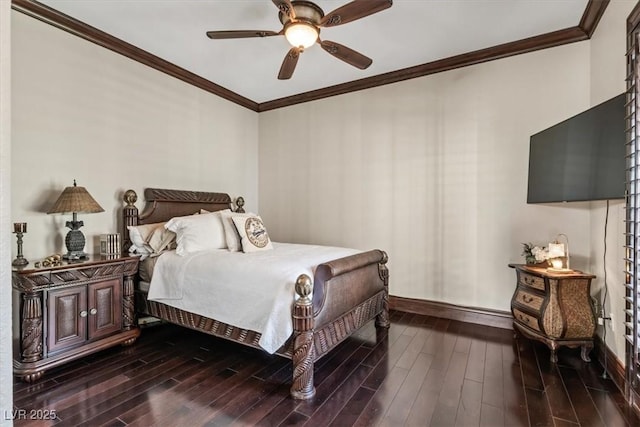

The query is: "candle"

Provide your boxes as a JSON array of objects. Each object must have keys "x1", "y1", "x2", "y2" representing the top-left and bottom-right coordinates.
[
  {"x1": 551, "y1": 259, "x2": 563, "y2": 269},
  {"x1": 13, "y1": 223, "x2": 27, "y2": 233}
]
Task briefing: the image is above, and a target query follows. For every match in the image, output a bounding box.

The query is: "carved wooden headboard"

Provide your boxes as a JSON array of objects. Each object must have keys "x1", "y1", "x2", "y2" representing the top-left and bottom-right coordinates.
[{"x1": 122, "y1": 188, "x2": 244, "y2": 251}]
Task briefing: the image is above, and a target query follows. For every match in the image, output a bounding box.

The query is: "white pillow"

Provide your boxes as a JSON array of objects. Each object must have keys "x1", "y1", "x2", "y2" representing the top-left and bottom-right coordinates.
[
  {"x1": 220, "y1": 210, "x2": 251, "y2": 252},
  {"x1": 128, "y1": 226, "x2": 151, "y2": 255},
  {"x1": 231, "y1": 214, "x2": 273, "y2": 253},
  {"x1": 165, "y1": 211, "x2": 227, "y2": 255},
  {"x1": 128, "y1": 222, "x2": 164, "y2": 254}
]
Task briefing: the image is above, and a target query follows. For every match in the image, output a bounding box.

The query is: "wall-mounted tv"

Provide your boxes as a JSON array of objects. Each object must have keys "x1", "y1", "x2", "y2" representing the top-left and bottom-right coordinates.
[{"x1": 527, "y1": 93, "x2": 626, "y2": 204}]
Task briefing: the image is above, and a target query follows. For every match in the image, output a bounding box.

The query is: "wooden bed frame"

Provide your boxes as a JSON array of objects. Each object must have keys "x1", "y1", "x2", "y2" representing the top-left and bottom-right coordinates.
[{"x1": 122, "y1": 188, "x2": 390, "y2": 399}]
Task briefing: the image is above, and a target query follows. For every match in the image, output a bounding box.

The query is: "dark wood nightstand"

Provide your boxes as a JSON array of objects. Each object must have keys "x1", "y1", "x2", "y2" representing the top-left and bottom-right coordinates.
[
  {"x1": 509, "y1": 263, "x2": 597, "y2": 363},
  {"x1": 12, "y1": 254, "x2": 140, "y2": 382}
]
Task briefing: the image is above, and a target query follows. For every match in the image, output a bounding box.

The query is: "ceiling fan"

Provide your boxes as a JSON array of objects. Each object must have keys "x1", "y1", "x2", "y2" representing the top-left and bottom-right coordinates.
[{"x1": 206, "y1": 0, "x2": 393, "y2": 80}]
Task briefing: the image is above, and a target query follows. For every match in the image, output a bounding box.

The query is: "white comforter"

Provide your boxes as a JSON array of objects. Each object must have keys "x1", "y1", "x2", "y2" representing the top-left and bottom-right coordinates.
[{"x1": 147, "y1": 242, "x2": 361, "y2": 353}]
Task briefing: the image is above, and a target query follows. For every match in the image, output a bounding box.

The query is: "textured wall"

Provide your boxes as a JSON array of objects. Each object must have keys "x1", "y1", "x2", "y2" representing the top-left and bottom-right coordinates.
[
  {"x1": 259, "y1": 42, "x2": 593, "y2": 312},
  {"x1": 1, "y1": 0, "x2": 13, "y2": 423},
  {"x1": 11, "y1": 11, "x2": 259, "y2": 261}
]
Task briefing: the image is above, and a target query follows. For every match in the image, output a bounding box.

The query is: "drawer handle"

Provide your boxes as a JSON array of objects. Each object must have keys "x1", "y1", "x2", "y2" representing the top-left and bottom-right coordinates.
[
  {"x1": 519, "y1": 314, "x2": 529, "y2": 323},
  {"x1": 79, "y1": 310, "x2": 88, "y2": 318},
  {"x1": 522, "y1": 295, "x2": 534, "y2": 303},
  {"x1": 89, "y1": 308, "x2": 97, "y2": 316}
]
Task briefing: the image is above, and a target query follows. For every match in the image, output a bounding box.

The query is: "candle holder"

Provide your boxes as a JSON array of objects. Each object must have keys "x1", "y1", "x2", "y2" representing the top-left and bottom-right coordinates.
[{"x1": 12, "y1": 222, "x2": 29, "y2": 267}]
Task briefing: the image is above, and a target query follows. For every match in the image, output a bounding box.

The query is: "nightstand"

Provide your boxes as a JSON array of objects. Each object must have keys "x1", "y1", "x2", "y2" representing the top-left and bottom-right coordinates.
[
  {"x1": 12, "y1": 254, "x2": 140, "y2": 382},
  {"x1": 509, "y1": 264, "x2": 597, "y2": 363}
]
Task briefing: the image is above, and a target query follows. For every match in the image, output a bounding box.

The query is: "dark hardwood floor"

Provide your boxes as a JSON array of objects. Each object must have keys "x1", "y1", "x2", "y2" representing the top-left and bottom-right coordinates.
[{"x1": 12, "y1": 310, "x2": 640, "y2": 426}]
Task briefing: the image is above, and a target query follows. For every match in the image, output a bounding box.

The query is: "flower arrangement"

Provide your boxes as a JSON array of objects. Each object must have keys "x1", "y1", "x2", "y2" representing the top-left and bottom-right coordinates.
[{"x1": 521, "y1": 243, "x2": 550, "y2": 265}]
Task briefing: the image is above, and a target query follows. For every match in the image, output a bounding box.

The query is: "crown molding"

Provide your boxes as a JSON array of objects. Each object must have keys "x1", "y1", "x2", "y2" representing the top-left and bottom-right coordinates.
[
  {"x1": 258, "y1": 26, "x2": 590, "y2": 111},
  {"x1": 580, "y1": 0, "x2": 610, "y2": 37},
  {"x1": 12, "y1": 0, "x2": 608, "y2": 112}
]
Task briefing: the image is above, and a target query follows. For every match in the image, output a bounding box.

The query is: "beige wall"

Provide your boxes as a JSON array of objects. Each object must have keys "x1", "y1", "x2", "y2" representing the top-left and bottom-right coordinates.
[
  {"x1": 588, "y1": 0, "x2": 636, "y2": 364},
  {"x1": 1, "y1": 0, "x2": 13, "y2": 421},
  {"x1": 259, "y1": 42, "x2": 592, "y2": 311},
  {"x1": 11, "y1": 11, "x2": 259, "y2": 261}
]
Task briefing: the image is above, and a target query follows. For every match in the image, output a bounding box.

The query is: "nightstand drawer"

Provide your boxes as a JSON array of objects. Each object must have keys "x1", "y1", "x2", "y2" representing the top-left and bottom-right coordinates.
[
  {"x1": 514, "y1": 288, "x2": 544, "y2": 312},
  {"x1": 50, "y1": 263, "x2": 125, "y2": 286},
  {"x1": 518, "y1": 272, "x2": 545, "y2": 291},
  {"x1": 513, "y1": 308, "x2": 541, "y2": 332}
]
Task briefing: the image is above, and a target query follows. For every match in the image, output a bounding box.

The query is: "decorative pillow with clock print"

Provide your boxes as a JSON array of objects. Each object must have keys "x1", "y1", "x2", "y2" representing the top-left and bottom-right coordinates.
[{"x1": 231, "y1": 215, "x2": 273, "y2": 252}]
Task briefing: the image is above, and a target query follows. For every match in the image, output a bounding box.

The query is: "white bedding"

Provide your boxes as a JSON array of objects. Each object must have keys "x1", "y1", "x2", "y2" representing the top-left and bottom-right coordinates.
[{"x1": 147, "y1": 242, "x2": 361, "y2": 353}]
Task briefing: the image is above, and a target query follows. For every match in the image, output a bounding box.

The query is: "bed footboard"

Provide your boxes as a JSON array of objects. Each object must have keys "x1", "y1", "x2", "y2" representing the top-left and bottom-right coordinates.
[
  {"x1": 290, "y1": 250, "x2": 389, "y2": 399},
  {"x1": 312, "y1": 249, "x2": 389, "y2": 329}
]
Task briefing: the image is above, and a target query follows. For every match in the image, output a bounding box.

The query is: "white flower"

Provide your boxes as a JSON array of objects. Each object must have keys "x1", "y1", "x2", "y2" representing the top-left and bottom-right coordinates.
[{"x1": 531, "y1": 246, "x2": 549, "y2": 262}]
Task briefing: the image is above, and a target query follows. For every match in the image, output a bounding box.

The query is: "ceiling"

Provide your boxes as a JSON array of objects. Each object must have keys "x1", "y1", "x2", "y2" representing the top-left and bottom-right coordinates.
[{"x1": 14, "y1": 0, "x2": 603, "y2": 111}]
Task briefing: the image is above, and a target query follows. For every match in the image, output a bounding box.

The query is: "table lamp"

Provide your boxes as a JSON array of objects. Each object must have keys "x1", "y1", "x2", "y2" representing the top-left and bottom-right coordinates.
[
  {"x1": 547, "y1": 233, "x2": 571, "y2": 273},
  {"x1": 48, "y1": 180, "x2": 104, "y2": 260}
]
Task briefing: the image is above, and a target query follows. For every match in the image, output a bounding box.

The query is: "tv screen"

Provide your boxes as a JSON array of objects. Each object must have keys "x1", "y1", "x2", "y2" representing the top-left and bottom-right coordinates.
[{"x1": 527, "y1": 93, "x2": 626, "y2": 203}]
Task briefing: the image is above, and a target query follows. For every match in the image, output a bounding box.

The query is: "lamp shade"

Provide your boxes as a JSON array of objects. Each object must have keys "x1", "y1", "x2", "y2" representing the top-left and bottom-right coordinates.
[
  {"x1": 547, "y1": 234, "x2": 571, "y2": 272},
  {"x1": 48, "y1": 180, "x2": 104, "y2": 214},
  {"x1": 548, "y1": 242, "x2": 565, "y2": 259}
]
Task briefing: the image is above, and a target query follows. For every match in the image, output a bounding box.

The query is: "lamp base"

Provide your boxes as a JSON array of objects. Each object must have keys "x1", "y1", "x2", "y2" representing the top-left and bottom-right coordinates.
[
  {"x1": 64, "y1": 228, "x2": 87, "y2": 261},
  {"x1": 12, "y1": 257, "x2": 29, "y2": 267}
]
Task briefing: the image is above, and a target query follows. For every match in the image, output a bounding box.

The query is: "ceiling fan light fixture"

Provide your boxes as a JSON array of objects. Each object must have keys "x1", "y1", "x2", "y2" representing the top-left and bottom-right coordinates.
[
  {"x1": 207, "y1": 0, "x2": 393, "y2": 79},
  {"x1": 284, "y1": 22, "x2": 318, "y2": 48}
]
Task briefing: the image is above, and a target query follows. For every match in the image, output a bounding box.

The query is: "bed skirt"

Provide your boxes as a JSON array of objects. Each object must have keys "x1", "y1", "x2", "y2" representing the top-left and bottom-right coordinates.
[{"x1": 135, "y1": 289, "x2": 385, "y2": 361}]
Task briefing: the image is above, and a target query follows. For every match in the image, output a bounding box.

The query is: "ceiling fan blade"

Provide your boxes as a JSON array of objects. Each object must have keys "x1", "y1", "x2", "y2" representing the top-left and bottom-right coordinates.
[
  {"x1": 278, "y1": 47, "x2": 302, "y2": 80},
  {"x1": 320, "y1": 40, "x2": 372, "y2": 69},
  {"x1": 320, "y1": 0, "x2": 392, "y2": 27},
  {"x1": 206, "y1": 30, "x2": 280, "y2": 39},
  {"x1": 272, "y1": 0, "x2": 296, "y2": 20}
]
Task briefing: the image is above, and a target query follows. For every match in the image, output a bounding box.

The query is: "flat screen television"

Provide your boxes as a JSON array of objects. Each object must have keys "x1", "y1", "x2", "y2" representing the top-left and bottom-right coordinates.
[{"x1": 526, "y1": 93, "x2": 626, "y2": 203}]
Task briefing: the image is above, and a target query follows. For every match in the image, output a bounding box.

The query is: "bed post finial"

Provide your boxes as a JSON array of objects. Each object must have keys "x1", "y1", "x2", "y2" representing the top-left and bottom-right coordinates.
[
  {"x1": 295, "y1": 275, "x2": 312, "y2": 303},
  {"x1": 123, "y1": 190, "x2": 139, "y2": 252},
  {"x1": 235, "y1": 196, "x2": 245, "y2": 213},
  {"x1": 291, "y1": 274, "x2": 315, "y2": 400},
  {"x1": 124, "y1": 189, "x2": 137, "y2": 206}
]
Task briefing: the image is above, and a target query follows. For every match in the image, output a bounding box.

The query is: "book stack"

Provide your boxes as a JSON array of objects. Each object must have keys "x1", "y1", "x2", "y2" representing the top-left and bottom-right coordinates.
[{"x1": 100, "y1": 233, "x2": 121, "y2": 256}]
